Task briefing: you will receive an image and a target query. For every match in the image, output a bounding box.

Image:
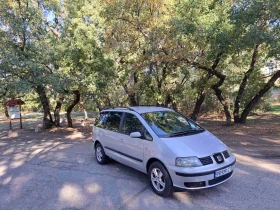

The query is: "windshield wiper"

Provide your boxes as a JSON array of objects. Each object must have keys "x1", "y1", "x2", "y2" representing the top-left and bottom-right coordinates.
[{"x1": 169, "y1": 129, "x2": 204, "y2": 137}]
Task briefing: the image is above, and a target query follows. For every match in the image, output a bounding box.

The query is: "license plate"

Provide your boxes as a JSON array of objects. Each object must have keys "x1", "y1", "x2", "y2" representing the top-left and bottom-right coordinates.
[{"x1": 215, "y1": 166, "x2": 232, "y2": 178}]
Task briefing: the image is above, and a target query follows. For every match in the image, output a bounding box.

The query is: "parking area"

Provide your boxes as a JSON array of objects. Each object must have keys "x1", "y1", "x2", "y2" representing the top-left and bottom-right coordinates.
[{"x1": 0, "y1": 127, "x2": 280, "y2": 210}]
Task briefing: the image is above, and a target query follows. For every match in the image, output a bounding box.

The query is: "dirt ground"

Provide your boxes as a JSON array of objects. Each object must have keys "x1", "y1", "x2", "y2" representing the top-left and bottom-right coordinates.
[
  {"x1": 0, "y1": 113, "x2": 280, "y2": 210},
  {"x1": 1, "y1": 112, "x2": 280, "y2": 158},
  {"x1": 199, "y1": 114, "x2": 280, "y2": 159}
]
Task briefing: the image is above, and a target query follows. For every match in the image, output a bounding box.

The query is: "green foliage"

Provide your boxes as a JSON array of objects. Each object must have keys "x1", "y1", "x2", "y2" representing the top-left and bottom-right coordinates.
[
  {"x1": 268, "y1": 104, "x2": 280, "y2": 115},
  {"x1": 1, "y1": 0, "x2": 279, "y2": 121}
]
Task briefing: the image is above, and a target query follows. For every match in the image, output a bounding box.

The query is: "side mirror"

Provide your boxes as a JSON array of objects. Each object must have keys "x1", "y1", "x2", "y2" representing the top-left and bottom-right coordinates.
[{"x1": 130, "y1": 131, "x2": 142, "y2": 138}]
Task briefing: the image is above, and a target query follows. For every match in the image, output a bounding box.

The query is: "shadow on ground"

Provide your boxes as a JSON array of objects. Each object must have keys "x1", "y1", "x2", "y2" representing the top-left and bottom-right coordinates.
[{"x1": 0, "y1": 118, "x2": 280, "y2": 209}]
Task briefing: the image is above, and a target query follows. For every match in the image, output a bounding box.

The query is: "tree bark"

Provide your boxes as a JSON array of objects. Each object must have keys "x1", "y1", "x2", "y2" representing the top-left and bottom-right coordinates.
[
  {"x1": 210, "y1": 54, "x2": 232, "y2": 124},
  {"x1": 129, "y1": 94, "x2": 138, "y2": 106},
  {"x1": 172, "y1": 101, "x2": 178, "y2": 111},
  {"x1": 165, "y1": 93, "x2": 172, "y2": 107},
  {"x1": 80, "y1": 101, "x2": 88, "y2": 120},
  {"x1": 234, "y1": 45, "x2": 259, "y2": 123},
  {"x1": 95, "y1": 100, "x2": 102, "y2": 111},
  {"x1": 66, "y1": 90, "x2": 80, "y2": 128},
  {"x1": 190, "y1": 73, "x2": 212, "y2": 121},
  {"x1": 185, "y1": 52, "x2": 231, "y2": 124},
  {"x1": 239, "y1": 70, "x2": 280, "y2": 124},
  {"x1": 105, "y1": 95, "x2": 112, "y2": 107},
  {"x1": 190, "y1": 90, "x2": 205, "y2": 121},
  {"x1": 35, "y1": 85, "x2": 53, "y2": 129},
  {"x1": 123, "y1": 71, "x2": 139, "y2": 106},
  {"x1": 1, "y1": 87, "x2": 9, "y2": 118},
  {"x1": 164, "y1": 94, "x2": 178, "y2": 110},
  {"x1": 124, "y1": 84, "x2": 138, "y2": 106},
  {"x1": 211, "y1": 78, "x2": 232, "y2": 124},
  {"x1": 54, "y1": 97, "x2": 64, "y2": 126},
  {"x1": 4, "y1": 106, "x2": 10, "y2": 119}
]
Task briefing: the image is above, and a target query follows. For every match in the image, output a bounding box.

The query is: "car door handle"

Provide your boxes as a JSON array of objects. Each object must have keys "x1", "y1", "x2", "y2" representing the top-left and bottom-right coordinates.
[{"x1": 120, "y1": 139, "x2": 124, "y2": 142}]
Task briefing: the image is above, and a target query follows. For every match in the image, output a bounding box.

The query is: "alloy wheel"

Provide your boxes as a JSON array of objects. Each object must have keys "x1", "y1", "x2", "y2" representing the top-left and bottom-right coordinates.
[
  {"x1": 151, "y1": 168, "x2": 166, "y2": 192},
  {"x1": 96, "y1": 146, "x2": 103, "y2": 162}
]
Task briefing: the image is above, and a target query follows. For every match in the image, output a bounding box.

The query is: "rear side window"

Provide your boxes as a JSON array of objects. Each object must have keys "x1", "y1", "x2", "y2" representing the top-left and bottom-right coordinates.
[
  {"x1": 121, "y1": 113, "x2": 143, "y2": 135},
  {"x1": 105, "y1": 112, "x2": 123, "y2": 132},
  {"x1": 95, "y1": 112, "x2": 109, "y2": 128}
]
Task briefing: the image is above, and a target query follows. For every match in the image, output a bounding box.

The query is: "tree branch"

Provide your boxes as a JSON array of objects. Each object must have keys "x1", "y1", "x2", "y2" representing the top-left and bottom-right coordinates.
[{"x1": 117, "y1": 17, "x2": 148, "y2": 38}]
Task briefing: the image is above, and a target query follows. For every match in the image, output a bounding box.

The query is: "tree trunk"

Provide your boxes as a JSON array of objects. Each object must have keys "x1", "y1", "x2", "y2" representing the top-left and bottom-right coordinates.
[
  {"x1": 164, "y1": 94, "x2": 177, "y2": 110},
  {"x1": 185, "y1": 53, "x2": 232, "y2": 123},
  {"x1": 104, "y1": 95, "x2": 112, "y2": 107},
  {"x1": 190, "y1": 90, "x2": 205, "y2": 121},
  {"x1": 66, "y1": 90, "x2": 80, "y2": 128},
  {"x1": 190, "y1": 73, "x2": 212, "y2": 121},
  {"x1": 123, "y1": 71, "x2": 139, "y2": 106},
  {"x1": 239, "y1": 70, "x2": 280, "y2": 124},
  {"x1": 234, "y1": 45, "x2": 259, "y2": 123},
  {"x1": 35, "y1": 85, "x2": 53, "y2": 129},
  {"x1": 80, "y1": 101, "x2": 88, "y2": 120},
  {"x1": 124, "y1": 84, "x2": 138, "y2": 106},
  {"x1": 54, "y1": 97, "x2": 64, "y2": 127},
  {"x1": 129, "y1": 94, "x2": 138, "y2": 106},
  {"x1": 4, "y1": 106, "x2": 10, "y2": 119},
  {"x1": 172, "y1": 102, "x2": 178, "y2": 111},
  {"x1": 165, "y1": 94, "x2": 173, "y2": 107},
  {"x1": 84, "y1": 109, "x2": 88, "y2": 120},
  {"x1": 212, "y1": 78, "x2": 231, "y2": 124},
  {"x1": 95, "y1": 101, "x2": 102, "y2": 111}
]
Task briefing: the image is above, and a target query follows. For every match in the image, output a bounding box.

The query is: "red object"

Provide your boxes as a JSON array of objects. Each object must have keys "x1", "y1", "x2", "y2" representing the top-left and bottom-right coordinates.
[{"x1": 4, "y1": 99, "x2": 25, "y2": 107}]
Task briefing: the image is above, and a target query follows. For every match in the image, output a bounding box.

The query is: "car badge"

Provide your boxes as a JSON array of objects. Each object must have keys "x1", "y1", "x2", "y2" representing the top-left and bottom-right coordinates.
[{"x1": 217, "y1": 155, "x2": 222, "y2": 162}]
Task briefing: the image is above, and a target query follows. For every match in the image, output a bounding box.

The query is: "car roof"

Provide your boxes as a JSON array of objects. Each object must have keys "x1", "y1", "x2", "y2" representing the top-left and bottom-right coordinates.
[{"x1": 101, "y1": 106, "x2": 173, "y2": 114}]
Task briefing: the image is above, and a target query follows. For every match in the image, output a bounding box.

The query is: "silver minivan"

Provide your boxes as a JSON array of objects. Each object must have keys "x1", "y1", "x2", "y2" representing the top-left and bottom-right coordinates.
[{"x1": 92, "y1": 106, "x2": 236, "y2": 197}]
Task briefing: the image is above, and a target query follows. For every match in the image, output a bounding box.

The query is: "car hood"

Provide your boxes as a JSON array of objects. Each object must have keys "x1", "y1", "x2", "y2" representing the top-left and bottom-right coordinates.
[{"x1": 160, "y1": 131, "x2": 226, "y2": 157}]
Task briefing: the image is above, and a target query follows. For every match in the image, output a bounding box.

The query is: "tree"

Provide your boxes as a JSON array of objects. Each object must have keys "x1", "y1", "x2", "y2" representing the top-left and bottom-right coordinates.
[
  {"x1": 173, "y1": 0, "x2": 234, "y2": 123},
  {"x1": 230, "y1": 0, "x2": 280, "y2": 123},
  {"x1": 53, "y1": 0, "x2": 114, "y2": 127},
  {"x1": 103, "y1": 0, "x2": 183, "y2": 106},
  {"x1": 174, "y1": 0, "x2": 280, "y2": 123},
  {"x1": 0, "y1": 0, "x2": 62, "y2": 128}
]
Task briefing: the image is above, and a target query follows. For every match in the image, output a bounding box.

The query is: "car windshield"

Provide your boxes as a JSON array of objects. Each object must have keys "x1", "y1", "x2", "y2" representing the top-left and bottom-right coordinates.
[{"x1": 141, "y1": 111, "x2": 204, "y2": 138}]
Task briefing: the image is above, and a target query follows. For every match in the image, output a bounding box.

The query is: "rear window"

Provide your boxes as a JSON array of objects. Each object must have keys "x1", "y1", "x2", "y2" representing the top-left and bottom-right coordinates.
[
  {"x1": 95, "y1": 112, "x2": 109, "y2": 128},
  {"x1": 105, "y1": 112, "x2": 123, "y2": 132}
]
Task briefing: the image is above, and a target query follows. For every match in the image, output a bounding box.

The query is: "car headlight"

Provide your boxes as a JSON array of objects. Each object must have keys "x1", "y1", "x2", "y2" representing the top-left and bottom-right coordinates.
[
  {"x1": 227, "y1": 147, "x2": 233, "y2": 156},
  {"x1": 175, "y1": 157, "x2": 202, "y2": 167}
]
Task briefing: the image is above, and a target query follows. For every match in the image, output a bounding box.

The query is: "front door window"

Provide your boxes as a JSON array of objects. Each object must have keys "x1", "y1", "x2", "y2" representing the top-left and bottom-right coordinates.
[{"x1": 121, "y1": 113, "x2": 143, "y2": 135}]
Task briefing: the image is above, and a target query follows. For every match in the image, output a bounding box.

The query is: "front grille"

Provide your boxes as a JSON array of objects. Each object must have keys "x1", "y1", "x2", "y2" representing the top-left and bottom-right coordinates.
[
  {"x1": 199, "y1": 156, "x2": 213, "y2": 165},
  {"x1": 184, "y1": 181, "x2": 206, "y2": 188},
  {"x1": 222, "y1": 150, "x2": 230, "y2": 159},
  {"x1": 213, "y1": 153, "x2": 224, "y2": 164},
  {"x1": 208, "y1": 171, "x2": 233, "y2": 185}
]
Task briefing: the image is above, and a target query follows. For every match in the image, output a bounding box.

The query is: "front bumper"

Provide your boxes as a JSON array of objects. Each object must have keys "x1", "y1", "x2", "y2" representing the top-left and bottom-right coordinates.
[{"x1": 167, "y1": 156, "x2": 236, "y2": 190}]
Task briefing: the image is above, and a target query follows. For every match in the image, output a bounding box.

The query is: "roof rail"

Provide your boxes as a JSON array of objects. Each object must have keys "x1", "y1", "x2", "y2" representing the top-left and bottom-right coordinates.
[
  {"x1": 101, "y1": 106, "x2": 129, "y2": 111},
  {"x1": 101, "y1": 105, "x2": 168, "y2": 113},
  {"x1": 131, "y1": 104, "x2": 167, "y2": 107},
  {"x1": 127, "y1": 107, "x2": 138, "y2": 113}
]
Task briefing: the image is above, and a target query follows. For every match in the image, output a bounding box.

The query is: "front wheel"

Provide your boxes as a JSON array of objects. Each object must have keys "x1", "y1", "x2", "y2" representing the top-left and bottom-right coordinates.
[
  {"x1": 95, "y1": 143, "x2": 108, "y2": 164},
  {"x1": 148, "y1": 161, "x2": 173, "y2": 197}
]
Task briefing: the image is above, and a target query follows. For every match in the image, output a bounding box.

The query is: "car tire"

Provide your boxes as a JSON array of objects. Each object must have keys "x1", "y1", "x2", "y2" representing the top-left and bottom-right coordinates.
[
  {"x1": 95, "y1": 143, "x2": 108, "y2": 165},
  {"x1": 148, "y1": 161, "x2": 173, "y2": 197}
]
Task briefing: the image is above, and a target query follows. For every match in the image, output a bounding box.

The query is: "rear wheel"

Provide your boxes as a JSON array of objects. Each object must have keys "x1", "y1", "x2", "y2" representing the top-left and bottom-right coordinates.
[
  {"x1": 148, "y1": 161, "x2": 173, "y2": 197},
  {"x1": 95, "y1": 143, "x2": 108, "y2": 164}
]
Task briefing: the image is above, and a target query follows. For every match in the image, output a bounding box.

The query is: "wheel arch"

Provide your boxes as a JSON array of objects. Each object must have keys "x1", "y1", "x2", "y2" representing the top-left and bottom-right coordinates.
[
  {"x1": 146, "y1": 158, "x2": 168, "y2": 173},
  {"x1": 94, "y1": 140, "x2": 101, "y2": 149}
]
